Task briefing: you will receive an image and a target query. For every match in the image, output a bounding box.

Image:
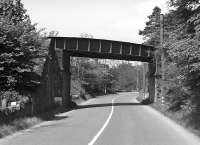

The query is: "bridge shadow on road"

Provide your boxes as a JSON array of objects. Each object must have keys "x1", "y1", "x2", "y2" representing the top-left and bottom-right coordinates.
[{"x1": 75, "y1": 102, "x2": 146, "y2": 110}]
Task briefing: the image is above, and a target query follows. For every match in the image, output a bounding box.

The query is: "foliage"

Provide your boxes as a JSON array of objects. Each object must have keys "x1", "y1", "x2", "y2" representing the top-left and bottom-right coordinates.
[
  {"x1": 140, "y1": 1, "x2": 200, "y2": 128},
  {"x1": 110, "y1": 63, "x2": 143, "y2": 91},
  {"x1": 71, "y1": 57, "x2": 144, "y2": 96},
  {"x1": 0, "y1": 90, "x2": 29, "y2": 103},
  {"x1": 71, "y1": 58, "x2": 113, "y2": 96},
  {"x1": 0, "y1": 0, "x2": 46, "y2": 92},
  {"x1": 139, "y1": 6, "x2": 161, "y2": 47},
  {"x1": 0, "y1": 117, "x2": 41, "y2": 138}
]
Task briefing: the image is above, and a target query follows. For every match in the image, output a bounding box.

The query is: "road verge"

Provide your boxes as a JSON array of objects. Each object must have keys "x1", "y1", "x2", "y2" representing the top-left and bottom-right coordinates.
[{"x1": 150, "y1": 99, "x2": 200, "y2": 138}]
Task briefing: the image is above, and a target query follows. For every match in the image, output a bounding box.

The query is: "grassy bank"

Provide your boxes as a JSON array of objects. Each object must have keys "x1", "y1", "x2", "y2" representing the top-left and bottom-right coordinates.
[
  {"x1": 0, "y1": 105, "x2": 72, "y2": 138},
  {"x1": 0, "y1": 93, "x2": 92, "y2": 139},
  {"x1": 0, "y1": 117, "x2": 41, "y2": 138},
  {"x1": 0, "y1": 104, "x2": 72, "y2": 139},
  {"x1": 150, "y1": 99, "x2": 200, "y2": 137}
]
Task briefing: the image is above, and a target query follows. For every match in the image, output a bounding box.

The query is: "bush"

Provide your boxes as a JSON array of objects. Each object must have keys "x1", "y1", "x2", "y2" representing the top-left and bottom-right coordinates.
[
  {"x1": 0, "y1": 91, "x2": 33, "y2": 124},
  {"x1": 0, "y1": 91, "x2": 29, "y2": 104}
]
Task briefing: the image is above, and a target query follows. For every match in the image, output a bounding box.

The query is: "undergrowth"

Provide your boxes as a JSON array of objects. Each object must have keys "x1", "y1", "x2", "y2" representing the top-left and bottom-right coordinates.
[
  {"x1": 151, "y1": 99, "x2": 200, "y2": 137},
  {"x1": 0, "y1": 117, "x2": 41, "y2": 138}
]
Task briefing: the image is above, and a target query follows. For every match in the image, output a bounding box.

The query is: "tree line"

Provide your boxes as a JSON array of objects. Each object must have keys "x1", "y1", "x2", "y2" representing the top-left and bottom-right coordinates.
[
  {"x1": 139, "y1": 0, "x2": 200, "y2": 128},
  {"x1": 71, "y1": 57, "x2": 144, "y2": 97},
  {"x1": 0, "y1": 0, "x2": 48, "y2": 105}
]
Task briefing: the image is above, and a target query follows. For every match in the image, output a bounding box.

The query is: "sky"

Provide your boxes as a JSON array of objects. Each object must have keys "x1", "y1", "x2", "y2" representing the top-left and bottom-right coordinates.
[{"x1": 22, "y1": 0, "x2": 169, "y2": 44}]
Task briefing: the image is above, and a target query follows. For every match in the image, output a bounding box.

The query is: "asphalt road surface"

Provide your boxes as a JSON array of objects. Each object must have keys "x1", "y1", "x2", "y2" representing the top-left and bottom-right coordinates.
[{"x1": 1, "y1": 92, "x2": 200, "y2": 145}]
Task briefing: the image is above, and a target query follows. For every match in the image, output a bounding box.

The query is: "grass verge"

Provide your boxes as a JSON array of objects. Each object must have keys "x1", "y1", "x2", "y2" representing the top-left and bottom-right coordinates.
[
  {"x1": 136, "y1": 95, "x2": 200, "y2": 137},
  {"x1": 0, "y1": 117, "x2": 41, "y2": 138},
  {"x1": 150, "y1": 99, "x2": 200, "y2": 137},
  {"x1": 0, "y1": 95, "x2": 91, "y2": 139},
  {"x1": 0, "y1": 105, "x2": 70, "y2": 138}
]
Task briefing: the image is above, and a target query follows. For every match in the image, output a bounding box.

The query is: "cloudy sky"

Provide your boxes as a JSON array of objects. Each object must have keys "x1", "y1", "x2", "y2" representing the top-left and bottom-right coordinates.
[{"x1": 22, "y1": 0, "x2": 169, "y2": 44}]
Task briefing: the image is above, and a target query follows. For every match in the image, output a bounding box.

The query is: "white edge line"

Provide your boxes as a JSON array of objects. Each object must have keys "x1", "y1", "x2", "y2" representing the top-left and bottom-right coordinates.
[{"x1": 88, "y1": 98, "x2": 116, "y2": 145}]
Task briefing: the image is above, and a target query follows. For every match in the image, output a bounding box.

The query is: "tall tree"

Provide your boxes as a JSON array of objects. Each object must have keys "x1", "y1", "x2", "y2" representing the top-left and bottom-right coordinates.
[
  {"x1": 139, "y1": 6, "x2": 161, "y2": 47},
  {"x1": 0, "y1": 0, "x2": 45, "y2": 91}
]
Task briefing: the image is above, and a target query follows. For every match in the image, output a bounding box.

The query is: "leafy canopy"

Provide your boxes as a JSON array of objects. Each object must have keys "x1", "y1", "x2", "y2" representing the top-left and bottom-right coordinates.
[{"x1": 0, "y1": 0, "x2": 45, "y2": 91}]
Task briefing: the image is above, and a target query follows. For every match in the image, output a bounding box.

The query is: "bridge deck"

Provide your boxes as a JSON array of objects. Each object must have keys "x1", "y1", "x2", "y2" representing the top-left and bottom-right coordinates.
[{"x1": 49, "y1": 37, "x2": 155, "y2": 62}]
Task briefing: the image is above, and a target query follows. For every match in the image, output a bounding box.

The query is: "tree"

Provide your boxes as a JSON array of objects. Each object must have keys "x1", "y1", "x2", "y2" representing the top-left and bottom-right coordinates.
[
  {"x1": 109, "y1": 63, "x2": 143, "y2": 92},
  {"x1": 141, "y1": 0, "x2": 200, "y2": 128},
  {"x1": 0, "y1": 0, "x2": 45, "y2": 91},
  {"x1": 81, "y1": 59, "x2": 111, "y2": 95},
  {"x1": 139, "y1": 6, "x2": 161, "y2": 47}
]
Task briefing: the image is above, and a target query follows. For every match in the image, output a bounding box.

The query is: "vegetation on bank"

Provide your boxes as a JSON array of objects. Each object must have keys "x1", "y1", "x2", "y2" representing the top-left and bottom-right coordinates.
[
  {"x1": 0, "y1": 0, "x2": 48, "y2": 112},
  {"x1": 139, "y1": 0, "x2": 200, "y2": 135},
  {"x1": 0, "y1": 117, "x2": 41, "y2": 138},
  {"x1": 150, "y1": 100, "x2": 200, "y2": 137}
]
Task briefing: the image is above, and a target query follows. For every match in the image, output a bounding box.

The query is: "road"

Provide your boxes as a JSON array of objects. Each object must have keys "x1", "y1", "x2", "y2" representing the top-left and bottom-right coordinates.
[{"x1": 1, "y1": 92, "x2": 200, "y2": 145}]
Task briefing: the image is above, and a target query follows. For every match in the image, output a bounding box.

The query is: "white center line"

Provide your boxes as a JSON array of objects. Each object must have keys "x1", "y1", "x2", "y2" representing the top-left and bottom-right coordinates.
[{"x1": 88, "y1": 98, "x2": 117, "y2": 145}]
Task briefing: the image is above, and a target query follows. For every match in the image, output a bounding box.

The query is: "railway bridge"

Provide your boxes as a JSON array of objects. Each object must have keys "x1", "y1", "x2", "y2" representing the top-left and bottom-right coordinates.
[{"x1": 42, "y1": 37, "x2": 156, "y2": 108}]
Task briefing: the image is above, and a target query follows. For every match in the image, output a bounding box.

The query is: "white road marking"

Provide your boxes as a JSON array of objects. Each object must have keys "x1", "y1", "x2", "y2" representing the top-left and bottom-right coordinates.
[{"x1": 88, "y1": 97, "x2": 117, "y2": 145}]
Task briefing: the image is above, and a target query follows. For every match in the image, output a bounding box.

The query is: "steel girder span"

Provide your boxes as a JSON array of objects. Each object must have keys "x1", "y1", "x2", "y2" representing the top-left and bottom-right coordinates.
[{"x1": 47, "y1": 37, "x2": 156, "y2": 107}]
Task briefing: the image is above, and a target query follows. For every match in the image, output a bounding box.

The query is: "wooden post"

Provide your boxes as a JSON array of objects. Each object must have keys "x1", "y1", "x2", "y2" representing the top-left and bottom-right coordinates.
[
  {"x1": 154, "y1": 52, "x2": 159, "y2": 102},
  {"x1": 160, "y1": 14, "x2": 165, "y2": 104}
]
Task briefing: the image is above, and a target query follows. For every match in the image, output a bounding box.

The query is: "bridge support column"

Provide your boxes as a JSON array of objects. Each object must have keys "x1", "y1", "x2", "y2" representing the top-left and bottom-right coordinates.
[
  {"x1": 62, "y1": 52, "x2": 71, "y2": 107},
  {"x1": 148, "y1": 63, "x2": 156, "y2": 103}
]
